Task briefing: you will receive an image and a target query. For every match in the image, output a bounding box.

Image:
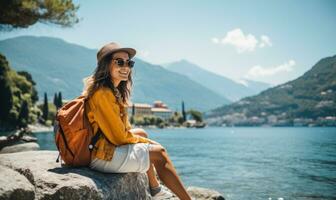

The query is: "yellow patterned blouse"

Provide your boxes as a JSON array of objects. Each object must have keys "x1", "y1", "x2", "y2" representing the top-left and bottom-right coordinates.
[{"x1": 86, "y1": 87, "x2": 150, "y2": 161}]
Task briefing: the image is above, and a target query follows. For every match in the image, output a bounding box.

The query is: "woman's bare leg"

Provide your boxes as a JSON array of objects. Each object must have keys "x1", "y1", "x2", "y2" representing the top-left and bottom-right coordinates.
[
  {"x1": 150, "y1": 145, "x2": 191, "y2": 200},
  {"x1": 130, "y1": 128, "x2": 160, "y2": 188},
  {"x1": 130, "y1": 128, "x2": 191, "y2": 199}
]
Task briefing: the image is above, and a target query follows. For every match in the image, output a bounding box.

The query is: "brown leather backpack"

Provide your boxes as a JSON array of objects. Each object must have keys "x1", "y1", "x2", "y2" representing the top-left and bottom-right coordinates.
[{"x1": 54, "y1": 96, "x2": 101, "y2": 166}]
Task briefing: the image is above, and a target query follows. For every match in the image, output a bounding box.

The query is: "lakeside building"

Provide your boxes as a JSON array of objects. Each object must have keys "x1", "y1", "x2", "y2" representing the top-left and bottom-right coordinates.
[
  {"x1": 128, "y1": 100, "x2": 173, "y2": 120},
  {"x1": 128, "y1": 103, "x2": 152, "y2": 116}
]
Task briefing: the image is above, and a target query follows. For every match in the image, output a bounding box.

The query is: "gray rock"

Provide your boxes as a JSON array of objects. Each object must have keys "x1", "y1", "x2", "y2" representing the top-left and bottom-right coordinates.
[
  {"x1": 0, "y1": 150, "x2": 225, "y2": 200},
  {"x1": 21, "y1": 135, "x2": 38, "y2": 143},
  {"x1": 0, "y1": 165, "x2": 35, "y2": 200},
  {"x1": 187, "y1": 186, "x2": 225, "y2": 200},
  {"x1": 0, "y1": 142, "x2": 40, "y2": 154},
  {"x1": 0, "y1": 151, "x2": 151, "y2": 200},
  {"x1": 0, "y1": 136, "x2": 6, "y2": 142},
  {"x1": 162, "y1": 185, "x2": 225, "y2": 200}
]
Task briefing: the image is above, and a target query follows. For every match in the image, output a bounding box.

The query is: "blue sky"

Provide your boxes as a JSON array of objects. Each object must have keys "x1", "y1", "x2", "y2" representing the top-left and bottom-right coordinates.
[{"x1": 1, "y1": 0, "x2": 335, "y2": 85}]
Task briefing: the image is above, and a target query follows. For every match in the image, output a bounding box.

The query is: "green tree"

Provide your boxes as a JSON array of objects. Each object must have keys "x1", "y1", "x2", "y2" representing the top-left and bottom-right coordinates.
[
  {"x1": 132, "y1": 104, "x2": 135, "y2": 117},
  {"x1": 18, "y1": 100, "x2": 29, "y2": 128},
  {"x1": 188, "y1": 109, "x2": 203, "y2": 122},
  {"x1": 0, "y1": 0, "x2": 79, "y2": 30},
  {"x1": 155, "y1": 117, "x2": 164, "y2": 126},
  {"x1": 130, "y1": 116, "x2": 134, "y2": 124},
  {"x1": 42, "y1": 92, "x2": 49, "y2": 121},
  {"x1": 169, "y1": 111, "x2": 184, "y2": 125},
  {"x1": 0, "y1": 55, "x2": 39, "y2": 129},
  {"x1": 143, "y1": 116, "x2": 151, "y2": 126},
  {"x1": 53, "y1": 92, "x2": 58, "y2": 108},
  {"x1": 57, "y1": 91, "x2": 63, "y2": 107},
  {"x1": 0, "y1": 55, "x2": 13, "y2": 124},
  {"x1": 17, "y1": 71, "x2": 38, "y2": 103},
  {"x1": 149, "y1": 116, "x2": 156, "y2": 125},
  {"x1": 181, "y1": 101, "x2": 186, "y2": 122},
  {"x1": 0, "y1": 0, "x2": 79, "y2": 130}
]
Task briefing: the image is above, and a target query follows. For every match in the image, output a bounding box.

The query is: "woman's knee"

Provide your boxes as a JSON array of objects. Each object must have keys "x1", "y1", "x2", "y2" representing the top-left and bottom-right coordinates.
[
  {"x1": 149, "y1": 144, "x2": 168, "y2": 163},
  {"x1": 130, "y1": 128, "x2": 148, "y2": 138},
  {"x1": 140, "y1": 129, "x2": 148, "y2": 138}
]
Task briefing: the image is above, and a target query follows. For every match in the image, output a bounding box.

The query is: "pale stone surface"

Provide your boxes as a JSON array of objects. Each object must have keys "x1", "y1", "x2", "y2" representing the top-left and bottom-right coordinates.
[
  {"x1": 186, "y1": 186, "x2": 225, "y2": 200},
  {"x1": 0, "y1": 150, "x2": 225, "y2": 200},
  {"x1": 0, "y1": 165, "x2": 35, "y2": 200},
  {"x1": 0, "y1": 151, "x2": 151, "y2": 200},
  {"x1": 162, "y1": 186, "x2": 225, "y2": 200},
  {"x1": 0, "y1": 142, "x2": 40, "y2": 154}
]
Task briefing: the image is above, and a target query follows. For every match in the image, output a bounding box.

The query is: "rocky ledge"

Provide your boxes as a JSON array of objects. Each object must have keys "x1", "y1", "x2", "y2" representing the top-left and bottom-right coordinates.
[{"x1": 0, "y1": 151, "x2": 224, "y2": 200}]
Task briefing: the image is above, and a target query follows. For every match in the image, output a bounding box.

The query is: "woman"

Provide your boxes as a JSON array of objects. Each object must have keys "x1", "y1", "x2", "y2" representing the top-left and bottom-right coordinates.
[{"x1": 82, "y1": 42, "x2": 192, "y2": 200}]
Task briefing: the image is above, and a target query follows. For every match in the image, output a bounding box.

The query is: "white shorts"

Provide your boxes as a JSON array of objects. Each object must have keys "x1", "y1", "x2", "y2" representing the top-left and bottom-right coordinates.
[{"x1": 90, "y1": 143, "x2": 153, "y2": 173}]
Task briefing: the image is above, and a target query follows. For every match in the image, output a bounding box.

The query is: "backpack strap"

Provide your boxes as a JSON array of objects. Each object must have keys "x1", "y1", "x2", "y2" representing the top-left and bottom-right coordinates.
[
  {"x1": 83, "y1": 96, "x2": 115, "y2": 150},
  {"x1": 89, "y1": 129, "x2": 101, "y2": 151},
  {"x1": 83, "y1": 97, "x2": 93, "y2": 136},
  {"x1": 88, "y1": 128, "x2": 115, "y2": 151}
]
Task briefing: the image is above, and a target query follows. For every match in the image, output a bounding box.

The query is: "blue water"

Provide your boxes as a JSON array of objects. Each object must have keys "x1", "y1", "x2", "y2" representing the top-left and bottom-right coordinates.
[{"x1": 32, "y1": 127, "x2": 336, "y2": 200}]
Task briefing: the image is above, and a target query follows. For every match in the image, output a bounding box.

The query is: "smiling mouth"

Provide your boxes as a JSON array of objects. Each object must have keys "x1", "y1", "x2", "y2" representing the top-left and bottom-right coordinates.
[{"x1": 119, "y1": 71, "x2": 128, "y2": 76}]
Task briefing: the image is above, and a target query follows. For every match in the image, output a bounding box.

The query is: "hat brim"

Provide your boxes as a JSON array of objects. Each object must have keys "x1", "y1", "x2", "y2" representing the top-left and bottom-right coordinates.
[{"x1": 100, "y1": 47, "x2": 136, "y2": 61}]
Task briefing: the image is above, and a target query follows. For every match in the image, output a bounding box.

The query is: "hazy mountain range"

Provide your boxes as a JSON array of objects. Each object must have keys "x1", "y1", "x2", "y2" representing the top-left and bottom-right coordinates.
[
  {"x1": 164, "y1": 59, "x2": 270, "y2": 101},
  {"x1": 205, "y1": 54, "x2": 336, "y2": 126},
  {"x1": 0, "y1": 36, "x2": 237, "y2": 111},
  {"x1": 1, "y1": 36, "x2": 333, "y2": 125}
]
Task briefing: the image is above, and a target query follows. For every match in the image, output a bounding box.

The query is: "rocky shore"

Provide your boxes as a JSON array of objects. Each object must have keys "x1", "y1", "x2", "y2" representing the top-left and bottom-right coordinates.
[
  {"x1": 0, "y1": 151, "x2": 225, "y2": 200},
  {"x1": 27, "y1": 123, "x2": 53, "y2": 133}
]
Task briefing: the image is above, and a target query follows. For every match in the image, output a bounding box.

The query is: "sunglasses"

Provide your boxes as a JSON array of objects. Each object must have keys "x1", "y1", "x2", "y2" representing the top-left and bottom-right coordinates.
[{"x1": 112, "y1": 58, "x2": 135, "y2": 68}]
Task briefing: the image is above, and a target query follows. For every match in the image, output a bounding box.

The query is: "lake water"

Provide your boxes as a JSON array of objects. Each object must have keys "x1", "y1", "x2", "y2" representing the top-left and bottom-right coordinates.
[{"x1": 28, "y1": 127, "x2": 336, "y2": 199}]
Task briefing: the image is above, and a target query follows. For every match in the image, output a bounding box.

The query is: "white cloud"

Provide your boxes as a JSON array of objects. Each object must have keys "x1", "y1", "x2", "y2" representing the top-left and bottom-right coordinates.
[
  {"x1": 246, "y1": 60, "x2": 296, "y2": 78},
  {"x1": 212, "y1": 29, "x2": 272, "y2": 53},
  {"x1": 259, "y1": 35, "x2": 272, "y2": 48},
  {"x1": 222, "y1": 29, "x2": 258, "y2": 53}
]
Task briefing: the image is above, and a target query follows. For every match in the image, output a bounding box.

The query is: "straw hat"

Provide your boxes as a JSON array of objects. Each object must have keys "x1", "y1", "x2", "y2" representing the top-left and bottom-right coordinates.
[{"x1": 97, "y1": 42, "x2": 136, "y2": 62}]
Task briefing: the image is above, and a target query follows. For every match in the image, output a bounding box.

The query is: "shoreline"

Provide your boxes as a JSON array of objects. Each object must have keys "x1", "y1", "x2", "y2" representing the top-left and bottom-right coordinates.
[
  {"x1": 28, "y1": 124, "x2": 193, "y2": 133},
  {"x1": 28, "y1": 124, "x2": 53, "y2": 133},
  {"x1": 5, "y1": 123, "x2": 334, "y2": 135}
]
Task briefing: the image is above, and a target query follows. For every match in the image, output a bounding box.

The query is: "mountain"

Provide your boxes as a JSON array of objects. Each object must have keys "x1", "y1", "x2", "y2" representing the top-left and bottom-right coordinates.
[
  {"x1": 164, "y1": 59, "x2": 270, "y2": 101},
  {"x1": 0, "y1": 36, "x2": 96, "y2": 100},
  {"x1": 205, "y1": 55, "x2": 336, "y2": 126},
  {"x1": 0, "y1": 36, "x2": 230, "y2": 111}
]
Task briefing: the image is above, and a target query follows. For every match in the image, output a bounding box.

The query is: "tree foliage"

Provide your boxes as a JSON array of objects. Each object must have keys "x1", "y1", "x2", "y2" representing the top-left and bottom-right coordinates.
[
  {"x1": 0, "y1": 0, "x2": 79, "y2": 130},
  {"x1": 0, "y1": 55, "x2": 13, "y2": 124},
  {"x1": 0, "y1": 54, "x2": 40, "y2": 130},
  {"x1": 0, "y1": 0, "x2": 79, "y2": 30},
  {"x1": 53, "y1": 92, "x2": 58, "y2": 108},
  {"x1": 18, "y1": 99, "x2": 29, "y2": 128},
  {"x1": 42, "y1": 92, "x2": 49, "y2": 121},
  {"x1": 188, "y1": 109, "x2": 203, "y2": 122},
  {"x1": 18, "y1": 71, "x2": 38, "y2": 103},
  {"x1": 169, "y1": 111, "x2": 184, "y2": 125},
  {"x1": 58, "y1": 91, "x2": 62, "y2": 107},
  {"x1": 181, "y1": 101, "x2": 186, "y2": 122},
  {"x1": 53, "y1": 91, "x2": 63, "y2": 109}
]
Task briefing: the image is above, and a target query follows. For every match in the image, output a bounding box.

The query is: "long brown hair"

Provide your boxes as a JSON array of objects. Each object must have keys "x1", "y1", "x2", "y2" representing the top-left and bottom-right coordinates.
[{"x1": 82, "y1": 53, "x2": 133, "y2": 106}]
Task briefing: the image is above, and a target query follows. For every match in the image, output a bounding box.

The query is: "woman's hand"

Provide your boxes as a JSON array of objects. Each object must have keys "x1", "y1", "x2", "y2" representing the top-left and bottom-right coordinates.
[
  {"x1": 129, "y1": 128, "x2": 161, "y2": 145},
  {"x1": 146, "y1": 138, "x2": 161, "y2": 145}
]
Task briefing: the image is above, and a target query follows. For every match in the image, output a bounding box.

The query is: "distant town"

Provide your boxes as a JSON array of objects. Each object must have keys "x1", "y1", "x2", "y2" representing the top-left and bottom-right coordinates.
[
  {"x1": 128, "y1": 101, "x2": 172, "y2": 121},
  {"x1": 127, "y1": 100, "x2": 206, "y2": 128}
]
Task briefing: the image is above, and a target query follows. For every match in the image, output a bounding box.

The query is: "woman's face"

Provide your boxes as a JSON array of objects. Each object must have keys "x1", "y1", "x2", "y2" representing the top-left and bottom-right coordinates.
[{"x1": 109, "y1": 51, "x2": 131, "y2": 86}]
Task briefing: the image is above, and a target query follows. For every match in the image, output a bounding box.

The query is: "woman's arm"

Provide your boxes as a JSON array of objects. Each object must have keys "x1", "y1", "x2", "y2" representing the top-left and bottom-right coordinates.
[
  {"x1": 91, "y1": 89, "x2": 151, "y2": 145},
  {"x1": 129, "y1": 128, "x2": 161, "y2": 145}
]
